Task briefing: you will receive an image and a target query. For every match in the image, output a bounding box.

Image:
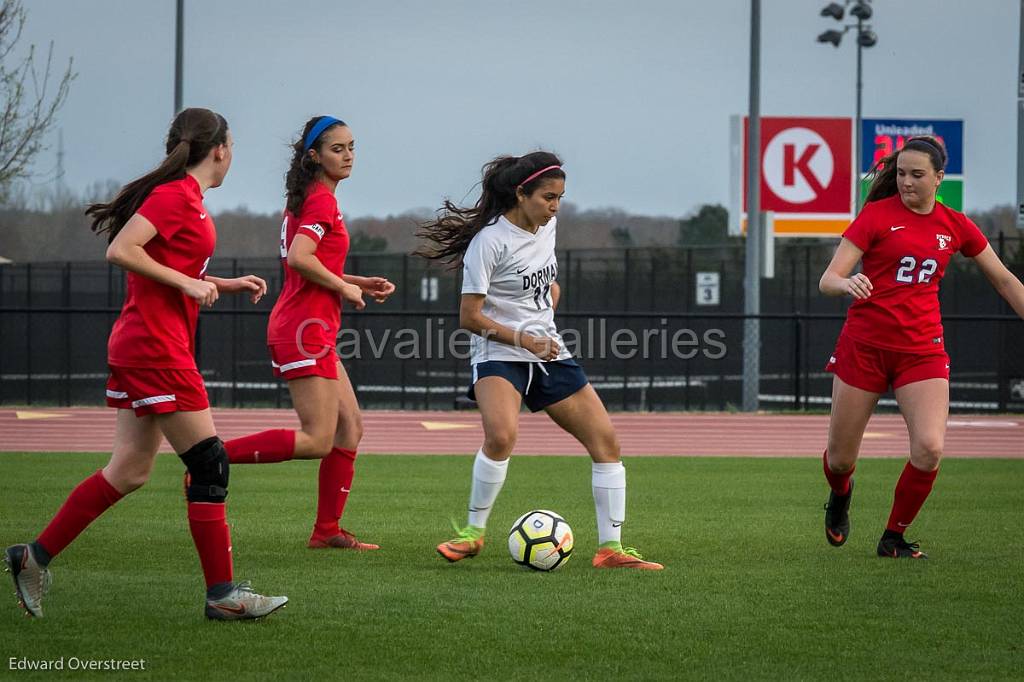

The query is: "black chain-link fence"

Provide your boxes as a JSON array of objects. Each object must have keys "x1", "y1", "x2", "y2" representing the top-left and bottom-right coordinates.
[{"x1": 2, "y1": 240, "x2": 1022, "y2": 412}]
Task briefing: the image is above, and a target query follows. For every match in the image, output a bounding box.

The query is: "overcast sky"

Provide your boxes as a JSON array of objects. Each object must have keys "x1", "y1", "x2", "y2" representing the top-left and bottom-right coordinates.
[{"x1": 15, "y1": 0, "x2": 1021, "y2": 218}]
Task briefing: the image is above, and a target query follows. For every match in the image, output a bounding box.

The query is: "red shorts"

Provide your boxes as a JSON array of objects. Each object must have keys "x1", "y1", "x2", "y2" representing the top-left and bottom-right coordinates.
[
  {"x1": 105, "y1": 366, "x2": 209, "y2": 416},
  {"x1": 824, "y1": 333, "x2": 949, "y2": 394},
  {"x1": 269, "y1": 343, "x2": 338, "y2": 380}
]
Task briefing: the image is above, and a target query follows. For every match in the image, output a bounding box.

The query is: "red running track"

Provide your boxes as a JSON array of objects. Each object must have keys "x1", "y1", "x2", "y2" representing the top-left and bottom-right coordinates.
[{"x1": 0, "y1": 408, "x2": 1020, "y2": 458}]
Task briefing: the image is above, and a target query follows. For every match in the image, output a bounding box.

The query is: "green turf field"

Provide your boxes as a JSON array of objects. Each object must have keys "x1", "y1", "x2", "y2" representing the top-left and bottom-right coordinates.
[{"x1": 1, "y1": 453, "x2": 1021, "y2": 680}]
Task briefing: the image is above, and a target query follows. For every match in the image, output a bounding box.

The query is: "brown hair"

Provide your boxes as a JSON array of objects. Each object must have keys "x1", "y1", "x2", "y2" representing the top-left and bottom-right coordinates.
[
  {"x1": 284, "y1": 115, "x2": 347, "y2": 215},
  {"x1": 864, "y1": 135, "x2": 947, "y2": 204},
  {"x1": 86, "y1": 108, "x2": 229, "y2": 242},
  {"x1": 414, "y1": 151, "x2": 564, "y2": 268}
]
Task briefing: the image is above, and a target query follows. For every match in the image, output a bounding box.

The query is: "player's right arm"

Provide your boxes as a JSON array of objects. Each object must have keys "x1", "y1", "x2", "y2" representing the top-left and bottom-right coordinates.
[
  {"x1": 459, "y1": 294, "x2": 560, "y2": 360},
  {"x1": 286, "y1": 233, "x2": 365, "y2": 310},
  {"x1": 106, "y1": 214, "x2": 219, "y2": 307},
  {"x1": 819, "y1": 238, "x2": 872, "y2": 299}
]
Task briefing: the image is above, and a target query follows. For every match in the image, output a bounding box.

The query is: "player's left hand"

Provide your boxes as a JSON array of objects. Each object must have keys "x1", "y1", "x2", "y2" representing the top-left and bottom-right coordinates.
[
  {"x1": 227, "y1": 275, "x2": 268, "y2": 303},
  {"x1": 360, "y1": 276, "x2": 396, "y2": 303}
]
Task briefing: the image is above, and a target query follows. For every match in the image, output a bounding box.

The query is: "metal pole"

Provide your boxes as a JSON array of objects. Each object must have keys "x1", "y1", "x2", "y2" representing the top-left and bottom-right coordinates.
[
  {"x1": 742, "y1": 0, "x2": 762, "y2": 412},
  {"x1": 174, "y1": 0, "x2": 184, "y2": 114},
  {"x1": 25, "y1": 263, "x2": 32, "y2": 405},
  {"x1": 793, "y1": 314, "x2": 801, "y2": 410},
  {"x1": 855, "y1": 16, "x2": 864, "y2": 212},
  {"x1": 63, "y1": 263, "x2": 71, "y2": 406},
  {"x1": 1017, "y1": 0, "x2": 1024, "y2": 228}
]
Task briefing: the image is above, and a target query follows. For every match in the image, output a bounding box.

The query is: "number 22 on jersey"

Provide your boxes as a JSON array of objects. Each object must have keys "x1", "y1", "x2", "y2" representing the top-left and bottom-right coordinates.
[{"x1": 895, "y1": 256, "x2": 938, "y2": 284}]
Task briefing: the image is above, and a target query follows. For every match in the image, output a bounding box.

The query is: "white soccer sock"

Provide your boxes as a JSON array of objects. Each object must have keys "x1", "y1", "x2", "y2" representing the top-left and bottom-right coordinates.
[
  {"x1": 592, "y1": 461, "x2": 626, "y2": 545},
  {"x1": 467, "y1": 449, "x2": 509, "y2": 529}
]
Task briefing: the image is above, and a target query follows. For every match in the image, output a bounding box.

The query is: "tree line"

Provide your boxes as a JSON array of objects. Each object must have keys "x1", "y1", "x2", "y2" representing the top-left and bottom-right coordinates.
[{"x1": 2, "y1": 183, "x2": 1020, "y2": 264}]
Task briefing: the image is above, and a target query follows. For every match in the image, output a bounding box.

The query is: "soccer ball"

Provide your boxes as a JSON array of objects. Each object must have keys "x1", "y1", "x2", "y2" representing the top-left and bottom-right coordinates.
[{"x1": 507, "y1": 510, "x2": 574, "y2": 571}]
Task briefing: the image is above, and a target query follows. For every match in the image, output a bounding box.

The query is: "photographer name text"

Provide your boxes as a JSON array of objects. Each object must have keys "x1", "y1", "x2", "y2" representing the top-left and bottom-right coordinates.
[{"x1": 10, "y1": 657, "x2": 146, "y2": 672}]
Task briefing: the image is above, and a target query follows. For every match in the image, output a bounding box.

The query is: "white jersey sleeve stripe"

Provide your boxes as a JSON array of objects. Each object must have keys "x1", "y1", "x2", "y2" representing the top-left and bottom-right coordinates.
[
  {"x1": 272, "y1": 358, "x2": 318, "y2": 373},
  {"x1": 131, "y1": 394, "x2": 176, "y2": 408}
]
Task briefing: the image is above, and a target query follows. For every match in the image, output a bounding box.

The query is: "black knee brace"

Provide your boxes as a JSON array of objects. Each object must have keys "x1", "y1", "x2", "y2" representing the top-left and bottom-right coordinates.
[{"x1": 179, "y1": 436, "x2": 229, "y2": 503}]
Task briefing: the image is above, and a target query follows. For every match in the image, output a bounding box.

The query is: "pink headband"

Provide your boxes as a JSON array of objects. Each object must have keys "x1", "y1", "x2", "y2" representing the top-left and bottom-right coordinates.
[{"x1": 517, "y1": 165, "x2": 562, "y2": 188}]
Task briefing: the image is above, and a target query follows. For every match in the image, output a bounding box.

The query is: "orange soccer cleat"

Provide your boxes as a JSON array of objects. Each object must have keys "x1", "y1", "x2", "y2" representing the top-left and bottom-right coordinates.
[
  {"x1": 592, "y1": 544, "x2": 664, "y2": 570},
  {"x1": 436, "y1": 525, "x2": 485, "y2": 563},
  {"x1": 308, "y1": 528, "x2": 380, "y2": 551}
]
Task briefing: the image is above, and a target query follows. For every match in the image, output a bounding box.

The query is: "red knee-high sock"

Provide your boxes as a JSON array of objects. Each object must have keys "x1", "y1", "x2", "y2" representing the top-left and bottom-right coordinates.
[
  {"x1": 36, "y1": 470, "x2": 124, "y2": 559},
  {"x1": 822, "y1": 450, "x2": 854, "y2": 496},
  {"x1": 187, "y1": 503, "x2": 234, "y2": 589},
  {"x1": 886, "y1": 461, "x2": 938, "y2": 533},
  {"x1": 224, "y1": 429, "x2": 296, "y2": 464},
  {"x1": 312, "y1": 447, "x2": 357, "y2": 538}
]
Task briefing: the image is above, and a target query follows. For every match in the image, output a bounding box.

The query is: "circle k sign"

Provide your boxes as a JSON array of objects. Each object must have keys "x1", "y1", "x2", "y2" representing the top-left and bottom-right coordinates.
[{"x1": 745, "y1": 117, "x2": 852, "y2": 214}]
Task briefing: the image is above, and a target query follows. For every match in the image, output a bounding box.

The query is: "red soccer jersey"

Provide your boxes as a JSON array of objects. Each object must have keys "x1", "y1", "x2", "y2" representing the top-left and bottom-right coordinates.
[
  {"x1": 107, "y1": 175, "x2": 216, "y2": 369},
  {"x1": 267, "y1": 182, "x2": 349, "y2": 349},
  {"x1": 840, "y1": 194, "x2": 988, "y2": 352}
]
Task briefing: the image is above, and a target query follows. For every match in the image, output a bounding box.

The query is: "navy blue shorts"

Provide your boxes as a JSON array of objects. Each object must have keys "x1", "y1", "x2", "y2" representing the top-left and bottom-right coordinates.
[{"x1": 468, "y1": 359, "x2": 589, "y2": 412}]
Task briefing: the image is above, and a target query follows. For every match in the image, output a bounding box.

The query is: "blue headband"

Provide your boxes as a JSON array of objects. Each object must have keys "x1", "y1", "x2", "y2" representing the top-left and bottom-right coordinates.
[{"x1": 303, "y1": 116, "x2": 345, "y2": 152}]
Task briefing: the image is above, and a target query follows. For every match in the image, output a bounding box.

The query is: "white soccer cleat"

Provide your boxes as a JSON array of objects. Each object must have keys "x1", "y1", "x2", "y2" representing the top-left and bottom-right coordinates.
[
  {"x1": 4, "y1": 544, "x2": 52, "y2": 618},
  {"x1": 204, "y1": 580, "x2": 288, "y2": 621}
]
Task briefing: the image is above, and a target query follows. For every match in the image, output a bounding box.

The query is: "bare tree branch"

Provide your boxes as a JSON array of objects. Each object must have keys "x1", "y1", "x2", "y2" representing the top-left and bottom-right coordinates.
[
  {"x1": 0, "y1": 0, "x2": 75, "y2": 203},
  {"x1": 0, "y1": 0, "x2": 25, "y2": 63}
]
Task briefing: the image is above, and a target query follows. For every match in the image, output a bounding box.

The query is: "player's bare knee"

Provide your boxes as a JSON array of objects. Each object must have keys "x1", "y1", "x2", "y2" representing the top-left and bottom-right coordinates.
[
  {"x1": 337, "y1": 412, "x2": 363, "y2": 446},
  {"x1": 826, "y1": 456, "x2": 855, "y2": 474},
  {"x1": 484, "y1": 430, "x2": 517, "y2": 458},
  {"x1": 911, "y1": 441, "x2": 943, "y2": 471},
  {"x1": 593, "y1": 431, "x2": 620, "y2": 462},
  {"x1": 103, "y1": 465, "x2": 148, "y2": 494},
  {"x1": 117, "y1": 471, "x2": 150, "y2": 493},
  {"x1": 309, "y1": 431, "x2": 335, "y2": 458},
  {"x1": 607, "y1": 430, "x2": 621, "y2": 456},
  {"x1": 825, "y1": 443, "x2": 857, "y2": 472}
]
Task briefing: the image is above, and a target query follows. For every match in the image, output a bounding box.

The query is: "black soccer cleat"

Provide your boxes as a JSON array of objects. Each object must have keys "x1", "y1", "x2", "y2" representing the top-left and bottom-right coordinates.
[
  {"x1": 823, "y1": 479, "x2": 854, "y2": 547},
  {"x1": 877, "y1": 531, "x2": 927, "y2": 559}
]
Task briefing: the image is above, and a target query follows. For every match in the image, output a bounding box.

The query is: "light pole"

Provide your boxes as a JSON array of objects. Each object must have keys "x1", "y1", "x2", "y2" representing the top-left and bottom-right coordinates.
[
  {"x1": 818, "y1": 1, "x2": 877, "y2": 212},
  {"x1": 174, "y1": 0, "x2": 184, "y2": 115},
  {"x1": 742, "y1": 0, "x2": 762, "y2": 412}
]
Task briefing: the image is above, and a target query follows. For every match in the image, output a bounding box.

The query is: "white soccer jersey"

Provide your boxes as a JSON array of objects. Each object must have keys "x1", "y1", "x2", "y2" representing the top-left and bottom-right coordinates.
[{"x1": 461, "y1": 215, "x2": 572, "y2": 364}]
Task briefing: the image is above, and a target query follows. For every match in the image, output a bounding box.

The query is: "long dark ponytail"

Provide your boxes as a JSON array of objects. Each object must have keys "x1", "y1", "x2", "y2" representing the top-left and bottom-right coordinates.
[
  {"x1": 414, "y1": 151, "x2": 564, "y2": 268},
  {"x1": 284, "y1": 115, "x2": 347, "y2": 215},
  {"x1": 86, "y1": 108, "x2": 228, "y2": 242},
  {"x1": 864, "y1": 135, "x2": 947, "y2": 204}
]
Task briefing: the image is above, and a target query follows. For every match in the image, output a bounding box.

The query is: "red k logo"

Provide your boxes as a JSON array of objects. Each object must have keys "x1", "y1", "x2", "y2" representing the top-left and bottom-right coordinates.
[
  {"x1": 765, "y1": 128, "x2": 833, "y2": 204},
  {"x1": 745, "y1": 117, "x2": 852, "y2": 214}
]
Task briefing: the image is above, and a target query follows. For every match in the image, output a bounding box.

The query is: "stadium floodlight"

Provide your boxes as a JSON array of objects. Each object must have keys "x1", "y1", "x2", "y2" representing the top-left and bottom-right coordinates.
[
  {"x1": 857, "y1": 29, "x2": 878, "y2": 47},
  {"x1": 817, "y1": 29, "x2": 845, "y2": 47},
  {"x1": 816, "y1": 0, "x2": 878, "y2": 210},
  {"x1": 850, "y1": 1, "x2": 873, "y2": 20},
  {"x1": 820, "y1": 2, "x2": 845, "y2": 20}
]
